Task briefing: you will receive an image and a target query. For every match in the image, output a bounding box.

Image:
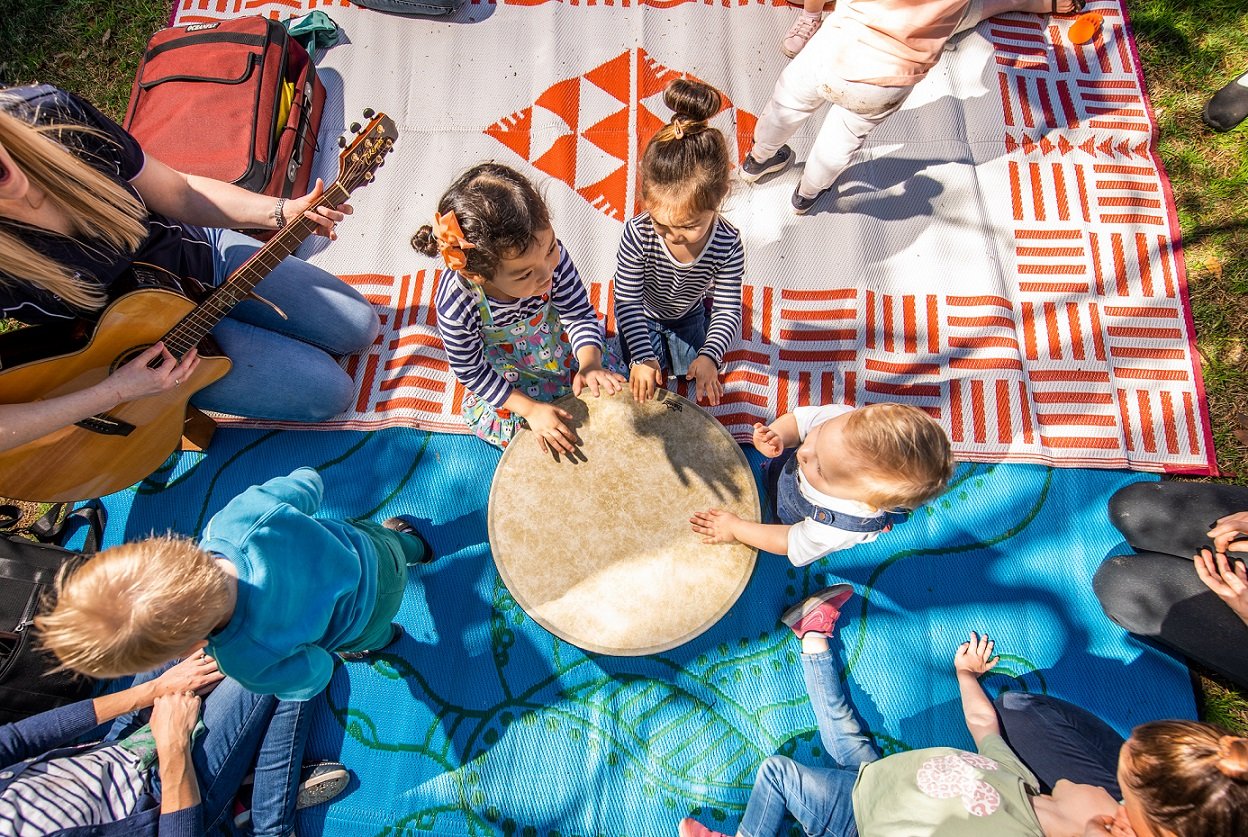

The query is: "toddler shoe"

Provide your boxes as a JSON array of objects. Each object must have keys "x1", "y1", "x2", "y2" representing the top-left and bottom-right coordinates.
[
  {"x1": 740, "y1": 144, "x2": 794, "y2": 183},
  {"x1": 678, "y1": 817, "x2": 731, "y2": 837},
  {"x1": 297, "y1": 761, "x2": 350, "y2": 808},
  {"x1": 1203, "y1": 69, "x2": 1248, "y2": 132},
  {"x1": 791, "y1": 184, "x2": 831, "y2": 215},
  {"x1": 781, "y1": 583, "x2": 853, "y2": 638},
  {"x1": 383, "y1": 515, "x2": 435, "y2": 564},
  {"x1": 782, "y1": 13, "x2": 822, "y2": 58}
]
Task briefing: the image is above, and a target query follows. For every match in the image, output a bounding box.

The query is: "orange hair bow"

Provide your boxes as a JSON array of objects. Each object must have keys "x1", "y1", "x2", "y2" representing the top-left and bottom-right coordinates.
[{"x1": 432, "y1": 210, "x2": 476, "y2": 272}]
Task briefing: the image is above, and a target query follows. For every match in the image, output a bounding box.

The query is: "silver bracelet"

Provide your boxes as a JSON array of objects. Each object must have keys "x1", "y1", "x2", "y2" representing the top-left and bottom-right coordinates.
[{"x1": 274, "y1": 198, "x2": 288, "y2": 230}]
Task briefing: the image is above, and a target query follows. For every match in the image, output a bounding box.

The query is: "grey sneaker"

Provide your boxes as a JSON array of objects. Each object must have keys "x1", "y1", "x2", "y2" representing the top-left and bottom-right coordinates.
[
  {"x1": 791, "y1": 184, "x2": 829, "y2": 215},
  {"x1": 297, "y1": 761, "x2": 350, "y2": 809},
  {"x1": 740, "y1": 144, "x2": 794, "y2": 183}
]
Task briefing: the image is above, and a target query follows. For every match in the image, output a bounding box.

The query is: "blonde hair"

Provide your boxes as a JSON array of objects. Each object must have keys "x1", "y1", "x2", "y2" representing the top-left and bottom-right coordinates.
[
  {"x1": 35, "y1": 534, "x2": 231, "y2": 678},
  {"x1": 640, "y1": 79, "x2": 732, "y2": 217},
  {"x1": 0, "y1": 100, "x2": 148, "y2": 312},
  {"x1": 1124, "y1": 721, "x2": 1248, "y2": 836},
  {"x1": 841, "y1": 403, "x2": 955, "y2": 510}
]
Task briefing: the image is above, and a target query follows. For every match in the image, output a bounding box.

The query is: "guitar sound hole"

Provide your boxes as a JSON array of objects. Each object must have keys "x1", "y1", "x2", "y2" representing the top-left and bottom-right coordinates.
[{"x1": 112, "y1": 344, "x2": 155, "y2": 373}]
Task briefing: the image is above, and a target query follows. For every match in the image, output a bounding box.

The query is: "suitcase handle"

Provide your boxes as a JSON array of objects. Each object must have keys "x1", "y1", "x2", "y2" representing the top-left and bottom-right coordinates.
[{"x1": 139, "y1": 53, "x2": 257, "y2": 90}]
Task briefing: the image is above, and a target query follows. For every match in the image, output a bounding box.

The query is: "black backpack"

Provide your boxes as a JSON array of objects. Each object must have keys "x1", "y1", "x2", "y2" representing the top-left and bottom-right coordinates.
[{"x1": 0, "y1": 504, "x2": 102, "y2": 723}]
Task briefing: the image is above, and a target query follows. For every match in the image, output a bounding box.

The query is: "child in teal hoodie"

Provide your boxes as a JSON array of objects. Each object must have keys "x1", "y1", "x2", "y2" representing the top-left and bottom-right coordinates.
[{"x1": 38, "y1": 467, "x2": 431, "y2": 701}]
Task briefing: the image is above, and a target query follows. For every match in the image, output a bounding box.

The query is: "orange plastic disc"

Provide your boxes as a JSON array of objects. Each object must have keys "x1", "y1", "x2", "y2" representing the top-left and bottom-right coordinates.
[{"x1": 1068, "y1": 11, "x2": 1103, "y2": 45}]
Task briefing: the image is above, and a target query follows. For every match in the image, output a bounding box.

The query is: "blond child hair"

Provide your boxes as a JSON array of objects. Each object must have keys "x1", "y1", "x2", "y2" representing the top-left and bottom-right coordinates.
[
  {"x1": 36, "y1": 535, "x2": 231, "y2": 678},
  {"x1": 841, "y1": 403, "x2": 955, "y2": 510}
]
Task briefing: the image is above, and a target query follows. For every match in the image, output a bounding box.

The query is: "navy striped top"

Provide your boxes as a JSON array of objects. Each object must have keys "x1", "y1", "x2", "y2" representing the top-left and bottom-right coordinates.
[
  {"x1": 612, "y1": 213, "x2": 744, "y2": 366},
  {"x1": 434, "y1": 242, "x2": 604, "y2": 408}
]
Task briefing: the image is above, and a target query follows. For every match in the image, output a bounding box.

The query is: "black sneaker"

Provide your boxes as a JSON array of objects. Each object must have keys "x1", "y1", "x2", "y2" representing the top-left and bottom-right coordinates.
[
  {"x1": 791, "y1": 185, "x2": 829, "y2": 215},
  {"x1": 740, "y1": 144, "x2": 794, "y2": 183},
  {"x1": 1203, "y1": 69, "x2": 1248, "y2": 132}
]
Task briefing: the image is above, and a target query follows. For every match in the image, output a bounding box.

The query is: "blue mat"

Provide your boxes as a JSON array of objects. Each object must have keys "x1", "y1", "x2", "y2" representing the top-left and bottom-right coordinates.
[{"x1": 84, "y1": 428, "x2": 1194, "y2": 836}]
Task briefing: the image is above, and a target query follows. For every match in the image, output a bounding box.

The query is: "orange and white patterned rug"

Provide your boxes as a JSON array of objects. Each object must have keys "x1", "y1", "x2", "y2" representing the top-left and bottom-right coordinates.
[{"x1": 177, "y1": 0, "x2": 1214, "y2": 473}]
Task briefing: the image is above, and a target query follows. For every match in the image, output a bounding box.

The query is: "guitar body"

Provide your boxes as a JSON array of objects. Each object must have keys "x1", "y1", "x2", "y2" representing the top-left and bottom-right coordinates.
[{"x1": 0, "y1": 290, "x2": 232, "y2": 502}]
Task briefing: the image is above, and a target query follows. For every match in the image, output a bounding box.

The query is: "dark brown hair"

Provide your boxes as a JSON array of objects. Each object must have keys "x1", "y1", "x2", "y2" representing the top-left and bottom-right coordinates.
[
  {"x1": 411, "y1": 162, "x2": 550, "y2": 280},
  {"x1": 640, "y1": 79, "x2": 732, "y2": 217},
  {"x1": 1123, "y1": 721, "x2": 1248, "y2": 837}
]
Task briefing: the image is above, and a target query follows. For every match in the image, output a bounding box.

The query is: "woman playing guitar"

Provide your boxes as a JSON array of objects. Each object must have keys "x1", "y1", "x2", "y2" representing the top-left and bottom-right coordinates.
[{"x1": 0, "y1": 85, "x2": 379, "y2": 454}]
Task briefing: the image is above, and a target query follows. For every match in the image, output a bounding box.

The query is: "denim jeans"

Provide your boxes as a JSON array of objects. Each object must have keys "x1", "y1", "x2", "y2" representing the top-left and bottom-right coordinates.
[
  {"x1": 619, "y1": 303, "x2": 708, "y2": 377},
  {"x1": 191, "y1": 228, "x2": 380, "y2": 422},
  {"x1": 107, "y1": 662, "x2": 311, "y2": 836},
  {"x1": 738, "y1": 651, "x2": 878, "y2": 837}
]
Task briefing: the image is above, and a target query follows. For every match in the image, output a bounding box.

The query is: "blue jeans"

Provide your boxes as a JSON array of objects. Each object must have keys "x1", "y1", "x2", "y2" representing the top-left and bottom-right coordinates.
[
  {"x1": 191, "y1": 228, "x2": 380, "y2": 422},
  {"x1": 738, "y1": 651, "x2": 878, "y2": 837},
  {"x1": 620, "y1": 303, "x2": 707, "y2": 377},
  {"x1": 108, "y1": 662, "x2": 311, "y2": 836}
]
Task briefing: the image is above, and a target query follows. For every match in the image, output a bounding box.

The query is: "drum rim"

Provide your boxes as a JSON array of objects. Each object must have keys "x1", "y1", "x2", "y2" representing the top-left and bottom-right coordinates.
[{"x1": 487, "y1": 388, "x2": 760, "y2": 656}]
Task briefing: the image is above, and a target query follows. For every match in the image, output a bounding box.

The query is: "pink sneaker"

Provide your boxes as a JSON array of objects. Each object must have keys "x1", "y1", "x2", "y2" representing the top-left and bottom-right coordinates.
[
  {"x1": 782, "y1": 13, "x2": 822, "y2": 58},
  {"x1": 781, "y1": 584, "x2": 853, "y2": 638},
  {"x1": 678, "y1": 818, "x2": 731, "y2": 837}
]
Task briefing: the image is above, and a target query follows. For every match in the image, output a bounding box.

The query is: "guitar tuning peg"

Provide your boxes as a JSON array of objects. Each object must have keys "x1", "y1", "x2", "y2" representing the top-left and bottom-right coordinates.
[
  {"x1": 349, "y1": 122, "x2": 362, "y2": 134},
  {"x1": 337, "y1": 136, "x2": 346, "y2": 148},
  {"x1": 363, "y1": 172, "x2": 374, "y2": 182},
  {"x1": 362, "y1": 108, "x2": 375, "y2": 119}
]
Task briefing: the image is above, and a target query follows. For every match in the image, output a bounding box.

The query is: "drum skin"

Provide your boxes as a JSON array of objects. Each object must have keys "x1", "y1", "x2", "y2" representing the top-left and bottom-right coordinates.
[{"x1": 488, "y1": 388, "x2": 760, "y2": 655}]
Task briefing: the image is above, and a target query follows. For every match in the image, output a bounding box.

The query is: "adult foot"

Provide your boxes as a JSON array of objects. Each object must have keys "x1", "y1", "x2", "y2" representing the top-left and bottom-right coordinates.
[
  {"x1": 297, "y1": 761, "x2": 350, "y2": 808},
  {"x1": 1204, "y1": 69, "x2": 1248, "y2": 132},
  {"x1": 781, "y1": 583, "x2": 853, "y2": 638},
  {"x1": 782, "y1": 13, "x2": 822, "y2": 58},
  {"x1": 384, "y1": 515, "x2": 434, "y2": 564},
  {"x1": 678, "y1": 817, "x2": 732, "y2": 837},
  {"x1": 791, "y1": 184, "x2": 831, "y2": 215},
  {"x1": 740, "y1": 144, "x2": 794, "y2": 183}
]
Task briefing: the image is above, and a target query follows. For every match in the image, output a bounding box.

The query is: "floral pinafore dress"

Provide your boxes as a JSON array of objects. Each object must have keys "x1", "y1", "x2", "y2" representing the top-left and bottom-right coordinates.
[{"x1": 462, "y1": 285, "x2": 575, "y2": 448}]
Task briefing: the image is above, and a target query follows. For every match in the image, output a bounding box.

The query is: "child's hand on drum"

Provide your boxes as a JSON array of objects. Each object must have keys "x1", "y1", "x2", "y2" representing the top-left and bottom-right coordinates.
[
  {"x1": 573, "y1": 363, "x2": 625, "y2": 398},
  {"x1": 525, "y1": 402, "x2": 580, "y2": 454},
  {"x1": 752, "y1": 423, "x2": 784, "y2": 458},
  {"x1": 686, "y1": 356, "x2": 723, "y2": 406},
  {"x1": 690, "y1": 508, "x2": 741, "y2": 544},
  {"x1": 630, "y1": 360, "x2": 664, "y2": 402}
]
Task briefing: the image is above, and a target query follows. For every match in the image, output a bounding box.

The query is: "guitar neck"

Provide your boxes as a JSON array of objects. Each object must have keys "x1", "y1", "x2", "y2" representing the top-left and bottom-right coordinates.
[{"x1": 162, "y1": 183, "x2": 351, "y2": 358}]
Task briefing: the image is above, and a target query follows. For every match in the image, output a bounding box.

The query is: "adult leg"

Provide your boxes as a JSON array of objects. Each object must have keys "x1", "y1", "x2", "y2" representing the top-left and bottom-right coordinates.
[
  {"x1": 738, "y1": 756, "x2": 860, "y2": 837},
  {"x1": 800, "y1": 649, "x2": 879, "y2": 770},
  {"x1": 1094, "y1": 551, "x2": 1248, "y2": 689},
  {"x1": 1107, "y1": 481, "x2": 1248, "y2": 559},
  {"x1": 993, "y1": 691, "x2": 1123, "y2": 798},
  {"x1": 245, "y1": 698, "x2": 314, "y2": 837}
]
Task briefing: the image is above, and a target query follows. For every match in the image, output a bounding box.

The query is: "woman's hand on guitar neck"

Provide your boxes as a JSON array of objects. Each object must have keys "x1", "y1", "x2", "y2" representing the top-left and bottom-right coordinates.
[
  {"x1": 284, "y1": 178, "x2": 353, "y2": 241},
  {"x1": 104, "y1": 342, "x2": 200, "y2": 405}
]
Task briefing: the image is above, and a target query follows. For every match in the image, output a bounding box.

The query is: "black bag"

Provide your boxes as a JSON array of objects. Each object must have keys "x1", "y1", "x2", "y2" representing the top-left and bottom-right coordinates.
[{"x1": 0, "y1": 505, "x2": 103, "y2": 724}]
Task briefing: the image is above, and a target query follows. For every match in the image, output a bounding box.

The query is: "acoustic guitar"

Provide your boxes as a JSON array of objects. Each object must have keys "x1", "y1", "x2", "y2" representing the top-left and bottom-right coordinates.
[{"x1": 0, "y1": 111, "x2": 396, "y2": 502}]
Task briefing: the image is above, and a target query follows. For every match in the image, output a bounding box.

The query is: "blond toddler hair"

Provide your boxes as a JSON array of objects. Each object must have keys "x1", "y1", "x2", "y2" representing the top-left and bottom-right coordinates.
[
  {"x1": 36, "y1": 535, "x2": 231, "y2": 678},
  {"x1": 840, "y1": 403, "x2": 954, "y2": 511}
]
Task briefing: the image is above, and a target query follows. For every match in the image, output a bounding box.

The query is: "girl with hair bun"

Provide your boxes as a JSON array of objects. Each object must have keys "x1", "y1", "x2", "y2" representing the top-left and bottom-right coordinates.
[{"x1": 614, "y1": 78, "x2": 744, "y2": 407}]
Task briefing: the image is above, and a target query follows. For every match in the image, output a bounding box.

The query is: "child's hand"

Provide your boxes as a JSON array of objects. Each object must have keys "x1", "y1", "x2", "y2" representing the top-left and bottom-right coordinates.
[
  {"x1": 152, "y1": 645, "x2": 224, "y2": 699},
  {"x1": 953, "y1": 631, "x2": 999, "y2": 675},
  {"x1": 686, "y1": 356, "x2": 723, "y2": 406},
  {"x1": 752, "y1": 423, "x2": 784, "y2": 458},
  {"x1": 525, "y1": 402, "x2": 579, "y2": 455},
  {"x1": 1194, "y1": 548, "x2": 1248, "y2": 623},
  {"x1": 689, "y1": 508, "x2": 740, "y2": 544},
  {"x1": 573, "y1": 364, "x2": 625, "y2": 398},
  {"x1": 630, "y1": 360, "x2": 664, "y2": 402}
]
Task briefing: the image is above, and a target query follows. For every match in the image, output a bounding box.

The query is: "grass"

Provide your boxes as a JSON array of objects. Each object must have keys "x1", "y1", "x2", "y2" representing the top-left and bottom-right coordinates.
[{"x1": 2, "y1": 0, "x2": 1247, "y2": 731}]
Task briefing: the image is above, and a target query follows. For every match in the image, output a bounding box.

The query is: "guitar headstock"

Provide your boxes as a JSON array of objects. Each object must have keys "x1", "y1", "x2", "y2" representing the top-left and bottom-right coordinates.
[{"x1": 336, "y1": 109, "x2": 396, "y2": 193}]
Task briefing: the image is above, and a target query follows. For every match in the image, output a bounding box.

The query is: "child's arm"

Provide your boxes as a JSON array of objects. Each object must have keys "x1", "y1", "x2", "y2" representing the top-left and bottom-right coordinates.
[
  {"x1": 690, "y1": 508, "x2": 791, "y2": 555},
  {"x1": 613, "y1": 220, "x2": 664, "y2": 402},
  {"x1": 754, "y1": 413, "x2": 801, "y2": 457},
  {"x1": 688, "y1": 231, "x2": 745, "y2": 406},
  {"x1": 953, "y1": 631, "x2": 1001, "y2": 748}
]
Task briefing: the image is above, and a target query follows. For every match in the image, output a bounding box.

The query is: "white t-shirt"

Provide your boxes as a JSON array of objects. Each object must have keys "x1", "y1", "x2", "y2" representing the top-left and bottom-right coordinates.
[{"x1": 786, "y1": 405, "x2": 886, "y2": 567}]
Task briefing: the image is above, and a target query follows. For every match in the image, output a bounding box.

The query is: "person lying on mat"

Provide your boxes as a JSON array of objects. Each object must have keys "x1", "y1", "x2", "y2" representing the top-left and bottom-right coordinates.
[
  {"x1": 691, "y1": 402, "x2": 953, "y2": 565},
  {"x1": 1093, "y1": 481, "x2": 1248, "y2": 691},
  {"x1": 679, "y1": 593, "x2": 1248, "y2": 837},
  {"x1": 0, "y1": 647, "x2": 349, "y2": 836},
  {"x1": 0, "y1": 84, "x2": 379, "y2": 451},
  {"x1": 35, "y1": 467, "x2": 434, "y2": 700},
  {"x1": 740, "y1": 0, "x2": 1089, "y2": 215}
]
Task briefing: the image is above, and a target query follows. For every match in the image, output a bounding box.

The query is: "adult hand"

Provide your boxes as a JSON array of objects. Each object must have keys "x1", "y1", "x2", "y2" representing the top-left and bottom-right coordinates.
[
  {"x1": 151, "y1": 691, "x2": 201, "y2": 756},
  {"x1": 285, "y1": 178, "x2": 353, "y2": 240},
  {"x1": 752, "y1": 422, "x2": 785, "y2": 458},
  {"x1": 1208, "y1": 511, "x2": 1248, "y2": 553},
  {"x1": 1082, "y1": 806, "x2": 1137, "y2": 837},
  {"x1": 629, "y1": 360, "x2": 664, "y2": 403},
  {"x1": 1194, "y1": 548, "x2": 1248, "y2": 623},
  {"x1": 572, "y1": 364, "x2": 625, "y2": 398},
  {"x1": 526, "y1": 401, "x2": 579, "y2": 455},
  {"x1": 104, "y1": 342, "x2": 199, "y2": 404},
  {"x1": 686, "y1": 356, "x2": 723, "y2": 406},
  {"x1": 152, "y1": 644, "x2": 225, "y2": 698},
  {"x1": 953, "y1": 631, "x2": 999, "y2": 675},
  {"x1": 689, "y1": 508, "x2": 740, "y2": 545}
]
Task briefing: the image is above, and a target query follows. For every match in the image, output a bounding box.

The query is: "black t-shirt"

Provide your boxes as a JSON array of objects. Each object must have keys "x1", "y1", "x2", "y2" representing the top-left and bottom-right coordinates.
[{"x1": 0, "y1": 85, "x2": 216, "y2": 325}]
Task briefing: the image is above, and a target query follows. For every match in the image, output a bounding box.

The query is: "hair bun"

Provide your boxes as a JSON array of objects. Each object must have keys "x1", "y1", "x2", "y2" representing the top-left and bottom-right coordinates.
[
  {"x1": 664, "y1": 78, "x2": 722, "y2": 124},
  {"x1": 411, "y1": 225, "x2": 438, "y2": 257},
  {"x1": 1217, "y1": 736, "x2": 1248, "y2": 781}
]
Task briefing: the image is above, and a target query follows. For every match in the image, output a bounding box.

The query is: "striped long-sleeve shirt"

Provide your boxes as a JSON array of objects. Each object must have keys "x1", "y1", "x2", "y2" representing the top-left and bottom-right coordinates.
[
  {"x1": 612, "y1": 213, "x2": 744, "y2": 367},
  {"x1": 434, "y1": 242, "x2": 604, "y2": 409}
]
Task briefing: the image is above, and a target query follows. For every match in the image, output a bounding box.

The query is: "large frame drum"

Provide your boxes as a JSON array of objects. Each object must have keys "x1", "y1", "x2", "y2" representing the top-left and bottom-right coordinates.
[{"x1": 488, "y1": 389, "x2": 760, "y2": 655}]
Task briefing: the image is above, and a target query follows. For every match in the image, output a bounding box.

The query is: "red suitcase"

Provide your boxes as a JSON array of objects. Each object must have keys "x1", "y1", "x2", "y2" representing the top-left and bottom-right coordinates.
[{"x1": 124, "y1": 16, "x2": 326, "y2": 199}]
